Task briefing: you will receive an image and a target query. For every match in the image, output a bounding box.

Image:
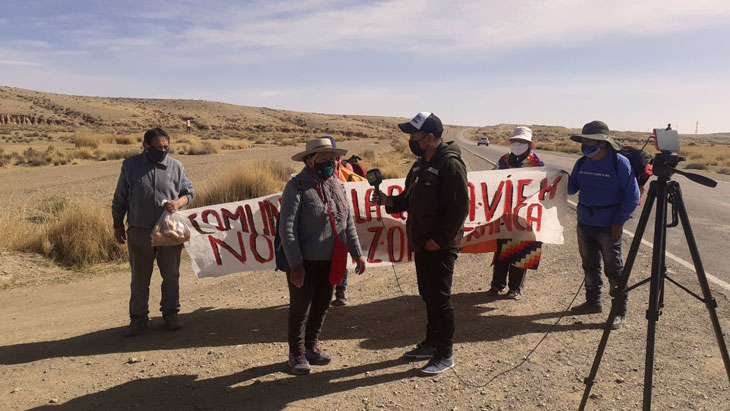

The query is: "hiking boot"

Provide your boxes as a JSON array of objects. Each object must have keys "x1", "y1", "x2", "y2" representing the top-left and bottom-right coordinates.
[
  {"x1": 125, "y1": 317, "x2": 148, "y2": 337},
  {"x1": 305, "y1": 346, "x2": 332, "y2": 365},
  {"x1": 163, "y1": 313, "x2": 183, "y2": 331},
  {"x1": 419, "y1": 356, "x2": 455, "y2": 376},
  {"x1": 403, "y1": 343, "x2": 436, "y2": 360},
  {"x1": 331, "y1": 291, "x2": 348, "y2": 306},
  {"x1": 288, "y1": 353, "x2": 311, "y2": 375},
  {"x1": 486, "y1": 287, "x2": 502, "y2": 296},
  {"x1": 507, "y1": 290, "x2": 522, "y2": 300},
  {"x1": 611, "y1": 315, "x2": 626, "y2": 330},
  {"x1": 571, "y1": 301, "x2": 603, "y2": 315}
]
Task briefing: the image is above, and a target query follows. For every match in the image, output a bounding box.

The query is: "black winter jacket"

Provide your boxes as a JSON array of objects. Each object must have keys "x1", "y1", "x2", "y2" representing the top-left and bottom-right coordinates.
[{"x1": 386, "y1": 141, "x2": 469, "y2": 252}]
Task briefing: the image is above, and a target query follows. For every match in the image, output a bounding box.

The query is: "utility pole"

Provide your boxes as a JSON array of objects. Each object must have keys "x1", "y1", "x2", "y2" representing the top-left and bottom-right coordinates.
[{"x1": 695, "y1": 121, "x2": 699, "y2": 134}]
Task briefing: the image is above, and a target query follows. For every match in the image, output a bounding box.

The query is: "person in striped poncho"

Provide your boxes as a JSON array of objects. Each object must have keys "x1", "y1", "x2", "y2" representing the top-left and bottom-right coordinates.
[{"x1": 486, "y1": 126, "x2": 544, "y2": 300}]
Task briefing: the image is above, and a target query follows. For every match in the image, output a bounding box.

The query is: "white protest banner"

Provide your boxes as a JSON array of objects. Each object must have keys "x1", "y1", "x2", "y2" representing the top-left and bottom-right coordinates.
[{"x1": 178, "y1": 167, "x2": 568, "y2": 278}]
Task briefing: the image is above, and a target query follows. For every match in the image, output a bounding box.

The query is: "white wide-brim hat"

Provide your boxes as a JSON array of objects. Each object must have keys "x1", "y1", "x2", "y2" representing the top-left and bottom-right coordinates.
[
  {"x1": 291, "y1": 137, "x2": 348, "y2": 161},
  {"x1": 510, "y1": 126, "x2": 535, "y2": 148}
]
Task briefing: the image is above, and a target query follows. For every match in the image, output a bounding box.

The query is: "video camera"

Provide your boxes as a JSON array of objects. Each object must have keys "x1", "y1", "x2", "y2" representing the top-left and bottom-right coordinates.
[
  {"x1": 649, "y1": 125, "x2": 716, "y2": 187},
  {"x1": 366, "y1": 168, "x2": 383, "y2": 192}
]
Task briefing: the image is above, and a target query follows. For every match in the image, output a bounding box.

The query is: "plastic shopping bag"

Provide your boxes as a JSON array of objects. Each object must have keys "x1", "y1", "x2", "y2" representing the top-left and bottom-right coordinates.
[{"x1": 150, "y1": 210, "x2": 191, "y2": 246}]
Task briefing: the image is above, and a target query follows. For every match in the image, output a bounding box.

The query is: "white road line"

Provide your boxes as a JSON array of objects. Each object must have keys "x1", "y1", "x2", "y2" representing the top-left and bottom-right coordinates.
[{"x1": 458, "y1": 129, "x2": 730, "y2": 294}]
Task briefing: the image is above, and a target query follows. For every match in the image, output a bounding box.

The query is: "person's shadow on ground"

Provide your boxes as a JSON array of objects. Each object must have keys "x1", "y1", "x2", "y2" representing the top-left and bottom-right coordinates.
[
  {"x1": 29, "y1": 358, "x2": 412, "y2": 411},
  {"x1": 0, "y1": 291, "x2": 601, "y2": 365}
]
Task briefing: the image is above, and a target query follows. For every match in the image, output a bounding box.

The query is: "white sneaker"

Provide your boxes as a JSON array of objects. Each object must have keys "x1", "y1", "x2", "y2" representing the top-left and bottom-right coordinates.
[
  {"x1": 611, "y1": 315, "x2": 626, "y2": 330},
  {"x1": 419, "y1": 356, "x2": 454, "y2": 375}
]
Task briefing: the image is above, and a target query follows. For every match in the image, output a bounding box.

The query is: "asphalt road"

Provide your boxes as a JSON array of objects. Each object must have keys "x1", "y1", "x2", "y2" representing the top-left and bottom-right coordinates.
[{"x1": 449, "y1": 127, "x2": 730, "y2": 294}]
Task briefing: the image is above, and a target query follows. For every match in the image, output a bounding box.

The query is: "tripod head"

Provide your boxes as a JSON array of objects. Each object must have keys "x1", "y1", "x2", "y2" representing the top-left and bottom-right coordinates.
[{"x1": 651, "y1": 152, "x2": 717, "y2": 188}]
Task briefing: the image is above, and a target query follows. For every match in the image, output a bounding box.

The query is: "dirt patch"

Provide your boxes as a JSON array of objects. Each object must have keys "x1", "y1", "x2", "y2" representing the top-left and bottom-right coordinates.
[{"x1": 1, "y1": 210, "x2": 729, "y2": 410}]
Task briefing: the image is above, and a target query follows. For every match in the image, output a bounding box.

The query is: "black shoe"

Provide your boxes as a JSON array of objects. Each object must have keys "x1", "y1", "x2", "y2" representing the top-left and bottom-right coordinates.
[
  {"x1": 305, "y1": 346, "x2": 332, "y2": 365},
  {"x1": 485, "y1": 287, "x2": 502, "y2": 296},
  {"x1": 571, "y1": 301, "x2": 603, "y2": 315},
  {"x1": 403, "y1": 343, "x2": 436, "y2": 359},
  {"x1": 163, "y1": 313, "x2": 183, "y2": 331},
  {"x1": 331, "y1": 291, "x2": 348, "y2": 306},
  {"x1": 125, "y1": 317, "x2": 148, "y2": 337}
]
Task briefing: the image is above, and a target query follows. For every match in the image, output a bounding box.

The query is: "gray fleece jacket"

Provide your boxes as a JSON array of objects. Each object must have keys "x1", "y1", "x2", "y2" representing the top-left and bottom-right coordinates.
[{"x1": 278, "y1": 170, "x2": 363, "y2": 268}]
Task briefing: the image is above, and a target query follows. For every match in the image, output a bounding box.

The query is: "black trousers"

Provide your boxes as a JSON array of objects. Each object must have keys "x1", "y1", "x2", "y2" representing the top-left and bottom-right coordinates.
[
  {"x1": 491, "y1": 261, "x2": 526, "y2": 293},
  {"x1": 414, "y1": 249, "x2": 457, "y2": 359},
  {"x1": 286, "y1": 260, "x2": 334, "y2": 355}
]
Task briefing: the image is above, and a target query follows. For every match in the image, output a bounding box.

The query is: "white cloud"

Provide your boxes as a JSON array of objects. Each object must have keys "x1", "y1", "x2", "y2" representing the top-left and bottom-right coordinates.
[
  {"x1": 0, "y1": 59, "x2": 43, "y2": 67},
  {"x1": 175, "y1": 0, "x2": 730, "y2": 56}
]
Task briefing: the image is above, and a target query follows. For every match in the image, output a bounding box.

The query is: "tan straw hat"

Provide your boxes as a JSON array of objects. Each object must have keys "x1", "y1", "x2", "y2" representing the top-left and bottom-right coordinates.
[{"x1": 291, "y1": 137, "x2": 348, "y2": 161}]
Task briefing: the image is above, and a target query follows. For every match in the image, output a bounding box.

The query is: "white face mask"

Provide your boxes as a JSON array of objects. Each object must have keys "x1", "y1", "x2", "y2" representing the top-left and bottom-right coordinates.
[{"x1": 510, "y1": 141, "x2": 529, "y2": 156}]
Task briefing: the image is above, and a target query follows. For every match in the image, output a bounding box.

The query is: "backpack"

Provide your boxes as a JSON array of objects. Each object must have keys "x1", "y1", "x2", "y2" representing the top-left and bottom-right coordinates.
[
  {"x1": 576, "y1": 146, "x2": 653, "y2": 201},
  {"x1": 344, "y1": 155, "x2": 368, "y2": 178}
]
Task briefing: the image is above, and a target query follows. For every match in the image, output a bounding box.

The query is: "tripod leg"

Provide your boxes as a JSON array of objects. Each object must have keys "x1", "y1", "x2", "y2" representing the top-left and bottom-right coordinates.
[
  {"x1": 672, "y1": 182, "x2": 730, "y2": 382},
  {"x1": 579, "y1": 182, "x2": 657, "y2": 411},
  {"x1": 643, "y1": 179, "x2": 670, "y2": 410}
]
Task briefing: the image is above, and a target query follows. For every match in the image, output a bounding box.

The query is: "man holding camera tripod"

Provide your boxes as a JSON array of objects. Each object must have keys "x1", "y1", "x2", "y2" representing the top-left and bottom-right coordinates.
[
  {"x1": 568, "y1": 120, "x2": 640, "y2": 330},
  {"x1": 373, "y1": 112, "x2": 469, "y2": 375}
]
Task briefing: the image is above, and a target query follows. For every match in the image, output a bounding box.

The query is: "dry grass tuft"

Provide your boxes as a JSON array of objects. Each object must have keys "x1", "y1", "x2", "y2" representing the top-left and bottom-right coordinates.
[
  {"x1": 74, "y1": 132, "x2": 113, "y2": 148},
  {"x1": 73, "y1": 147, "x2": 96, "y2": 159},
  {"x1": 96, "y1": 148, "x2": 140, "y2": 161},
  {"x1": 362, "y1": 137, "x2": 413, "y2": 178},
  {"x1": 43, "y1": 203, "x2": 127, "y2": 267},
  {"x1": 192, "y1": 160, "x2": 295, "y2": 208},
  {"x1": 0, "y1": 199, "x2": 126, "y2": 267},
  {"x1": 187, "y1": 141, "x2": 220, "y2": 155},
  {"x1": 220, "y1": 140, "x2": 251, "y2": 150},
  {"x1": 115, "y1": 134, "x2": 140, "y2": 145}
]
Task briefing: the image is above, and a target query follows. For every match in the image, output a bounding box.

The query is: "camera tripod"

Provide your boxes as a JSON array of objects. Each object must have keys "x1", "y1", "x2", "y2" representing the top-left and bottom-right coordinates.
[{"x1": 579, "y1": 153, "x2": 730, "y2": 410}]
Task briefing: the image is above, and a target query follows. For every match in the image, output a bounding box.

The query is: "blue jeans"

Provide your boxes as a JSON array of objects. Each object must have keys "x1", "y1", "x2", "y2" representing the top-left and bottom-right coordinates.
[
  {"x1": 577, "y1": 223, "x2": 628, "y2": 315},
  {"x1": 335, "y1": 270, "x2": 348, "y2": 292}
]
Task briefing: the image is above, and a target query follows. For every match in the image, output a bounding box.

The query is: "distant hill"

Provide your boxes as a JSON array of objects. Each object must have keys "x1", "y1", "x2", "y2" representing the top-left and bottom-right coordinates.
[{"x1": 0, "y1": 86, "x2": 402, "y2": 141}]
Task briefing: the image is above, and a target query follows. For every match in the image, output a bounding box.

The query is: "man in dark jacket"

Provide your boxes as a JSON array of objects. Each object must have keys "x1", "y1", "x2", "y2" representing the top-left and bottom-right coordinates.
[{"x1": 373, "y1": 112, "x2": 469, "y2": 375}]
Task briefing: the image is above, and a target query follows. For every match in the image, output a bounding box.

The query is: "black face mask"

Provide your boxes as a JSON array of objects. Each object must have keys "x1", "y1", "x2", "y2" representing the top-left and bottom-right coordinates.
[
  {"x1": 409, "y1": 139, "x2": 426, "y2": 157},
  {"x1": 313, "y1": 160, "x2": 336, "y2": 178},
  {"x1": 147, "y1": 146, "x2": 170, "y2": 163}
]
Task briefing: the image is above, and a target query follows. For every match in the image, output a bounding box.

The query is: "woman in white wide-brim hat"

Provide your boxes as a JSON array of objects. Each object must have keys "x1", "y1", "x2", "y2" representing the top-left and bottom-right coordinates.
[
  {"x1": 278, "y1": 137, "x2": 367, "y2": 375},
  {"x1": 487, "y1": 126, "x2": 544, "y2": 300}
]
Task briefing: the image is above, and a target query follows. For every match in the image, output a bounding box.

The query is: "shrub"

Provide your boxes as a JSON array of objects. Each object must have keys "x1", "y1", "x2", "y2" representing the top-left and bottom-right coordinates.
[
  {"x1": 115, "y1": 135, "x2": 139, "y2": 145},
  {"x1": 42, "y1": 202, "x2": 127, "y2": 267},
  {"x1": 99, "y1": 148, "x2": 140, "y2": 161},
  {"x1": 718, "y1": 168, "x2": 730, "y2": 175},
  {"x1": 187, "y1": 141, "x2": 220, "y2": 155},
  {"x1": 75, "y1": 133, "x2": 103, "y2": 148},
  {"x1": 220, "y1": 140, "x2": 251, "y2": 150},
  {"x1": 192, "y1": 160, "x2": 295, "y2": 208},
  {"x1": 73, "y1": 147, "x2": 96, "y2": 160}
]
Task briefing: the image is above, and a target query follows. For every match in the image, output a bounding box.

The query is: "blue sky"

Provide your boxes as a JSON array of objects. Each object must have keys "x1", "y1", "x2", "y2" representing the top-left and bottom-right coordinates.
[{"x1": 1, "y1": 0, "x2": 729, "y2": 133}]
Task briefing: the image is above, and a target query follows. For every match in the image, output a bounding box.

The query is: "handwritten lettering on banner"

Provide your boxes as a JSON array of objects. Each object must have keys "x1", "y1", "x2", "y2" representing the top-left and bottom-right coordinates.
[{"x1": 178, "y1": 167, "x2": 568, "y2": 278}]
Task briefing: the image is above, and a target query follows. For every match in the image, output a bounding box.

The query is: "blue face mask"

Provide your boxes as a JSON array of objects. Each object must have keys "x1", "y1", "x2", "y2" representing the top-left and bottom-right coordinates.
[
  {"x1": 147, "y1": 146, "x2": 170, "y2": 163},
  {"x1": 581, "y1": 144, "x2": 601, "y2": 158},
  {"x1": 314, "y1": 160, "x2": 335, "y2": 178}
]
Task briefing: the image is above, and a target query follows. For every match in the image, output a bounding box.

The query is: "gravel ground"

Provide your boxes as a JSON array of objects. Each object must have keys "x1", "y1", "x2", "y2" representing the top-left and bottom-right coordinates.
[{"x1": 1, "y1": 143, "x2": 729, "y2": 410}]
